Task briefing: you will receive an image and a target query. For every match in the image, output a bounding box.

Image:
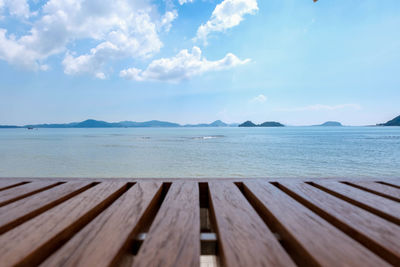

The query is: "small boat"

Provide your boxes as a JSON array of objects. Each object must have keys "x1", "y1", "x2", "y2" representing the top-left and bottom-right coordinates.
[{"x1": 27, "y1": 127, "x2": 34, "y2": 130}]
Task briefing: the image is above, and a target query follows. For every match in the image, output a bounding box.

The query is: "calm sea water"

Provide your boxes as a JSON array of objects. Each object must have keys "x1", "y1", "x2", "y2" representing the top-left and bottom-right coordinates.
[{"x1": 0, "y1": 127, "x2": 399, "y2": 178}]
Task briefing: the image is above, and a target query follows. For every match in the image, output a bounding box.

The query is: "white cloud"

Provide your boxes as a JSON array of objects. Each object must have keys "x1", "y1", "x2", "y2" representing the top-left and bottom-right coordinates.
[
  {"x1": 60, "y1": 9, "x2": 163, "y2": 78},
  {"x1": 0, "y1": 0, "x2": 255, "y2": 81},
  {"x1": 251, "y1": 94, "x2": 267, "y2": 103},
  {"x1": 0, "y1": 29, "x2": 44, "y2": 70},
  {"x1": 0, "y1": 0, "x2": 31, "y2": 18},
  {"x1": 278, "y1": 104, "x2": 362, "y2": 112},
  {"x1": 120, "y1": 46, "x2": 250, "y2": 82},
  {"x1": 195, "y1": 0, "x2": 258, "y2": 44},
  {"x1": 178, "y1": 0, "x2": 194, "y2": 5},
  {"x1": 160, "y1": 10, "x2": 178, "y2": 32},
  {"x1": 0, "y1": 0, "x2": 169, "y2": 77},
  {"x1": 62, "y1": 42, "x2": 120, "y2": 79}
]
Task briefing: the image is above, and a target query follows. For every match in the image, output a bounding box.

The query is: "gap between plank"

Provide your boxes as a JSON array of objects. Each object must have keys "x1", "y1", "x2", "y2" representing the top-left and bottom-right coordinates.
[
  {"x1": 306, "y1": 182, "x2": 400, "y2": 226},
  {"x1": 115, "y1": 182, "x2": 171, "y2": 266},
  {"x1": 235, "y1": 182, "x2": 318, "y2": 267},
  {"x1": 340, "y1": 182, "x2": 400, "y2": 203},
  {"x1": 0, "y1": 181, "x2": 31, "y2": 192},
  {"x1": 24, "y1": 182, "x2": 134, "y2": 266},
  {"x1": 275, "y1": 182, "x2": 398, "y2": 266},
  {"x1": 0, "y1": 182, "x2": 65, "y2": 207},
  {"x1": 0, "y1": 182, "x2": 99, "y2": 234},
  {"x1": 376, "y1": 181, "x2": 400, "y2": 190}
]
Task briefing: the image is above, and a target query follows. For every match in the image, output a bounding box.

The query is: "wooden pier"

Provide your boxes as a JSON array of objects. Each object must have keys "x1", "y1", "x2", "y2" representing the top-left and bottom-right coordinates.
[{"x1": 0, "y1": 178, "x2": 399, "y2": 267}]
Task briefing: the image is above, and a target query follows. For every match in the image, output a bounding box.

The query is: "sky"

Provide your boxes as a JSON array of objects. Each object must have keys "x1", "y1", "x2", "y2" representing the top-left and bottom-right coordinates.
[{"x1": 0, "y1": 0, "x2": 399, "y2": 126}]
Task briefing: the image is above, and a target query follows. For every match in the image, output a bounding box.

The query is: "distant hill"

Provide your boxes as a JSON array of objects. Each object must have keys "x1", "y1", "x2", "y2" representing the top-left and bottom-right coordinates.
[
  {"x1": 239, "y1": 121, "x2": 284, "y2": 127},
  {"x1": 259, "y1": 121, "x2": 284, "y2": 127},
  {"x1": 184, "y1": 120, "x2": 236, "y2": 127},
  {"x1": 209, "y1": 120, "x2": 228, "y2": 127},
  {"x1": 74, "y1": 119, "x2": 116, "y2": 128},
  {"x1": 378, "y1": 115, "x2": 400, "y2": 126},
  {"x1": 0, "y1": 125, "x2": 20, "y2": 128},
  {"x1": 239, "y1": 121, "x2": 257, "y2": 127},
  {"x1": 22, "y1": 119, "x2": 180, "y2": 128},
  {"x1": 314, "y1": 121, "x2": 343, "y2": 127},
  {"x1": 1, "y1": 119, "x2": 237, "y2": 128}
]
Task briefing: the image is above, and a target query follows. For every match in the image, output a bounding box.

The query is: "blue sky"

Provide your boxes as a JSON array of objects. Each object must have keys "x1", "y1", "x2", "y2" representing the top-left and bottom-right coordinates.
[{"x1": 0, "y1": 0, "x2": 399, "y2": 126}]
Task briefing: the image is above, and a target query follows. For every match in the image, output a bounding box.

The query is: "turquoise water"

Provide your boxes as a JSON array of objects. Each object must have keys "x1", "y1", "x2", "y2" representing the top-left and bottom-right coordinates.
[{"x1": 0, "y1": 127, "x2": 399, "y2": 178}]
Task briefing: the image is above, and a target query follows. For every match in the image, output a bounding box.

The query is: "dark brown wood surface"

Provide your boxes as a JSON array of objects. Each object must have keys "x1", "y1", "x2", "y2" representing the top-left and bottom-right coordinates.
[
  {"x1": 0, "y1": 181, "x2": 60, "y2": 207},
  {"x1": 0, "y1": 181, "x2": 92, "y2": 234},
  {"x1": 347, "y1": 181, "x2": 400, "y2": 201},
  {"x1": 244, "y1": 181, "x2": 389, "y2": 267},
  {"x1": 0, "y1": 182, "x2": 127, "y2": 266},
  {"x1": 280, "y1": 181, "x2": 400, "y2": 265},
  {"x1": 0, "y1": 178, "x2": 399, "y2": 267},
  {"x1": 41, "y1": 182, "x2": 162, "y2": 267},
  {"x1": 208, "y1": 181, "x2": 295, "y2": 267},
  {"x1": 315, "y1": 181, "x2": 400, "y2": 225},
  {"x1": 381, "y1": 180, "x2": 400, "y2": 188},
  {"x1": 132, "y1": 182, "x2": 200, "y2": 267},
  {"x1": 0, "y1": 181, "x2": 29, "y2": 191}
]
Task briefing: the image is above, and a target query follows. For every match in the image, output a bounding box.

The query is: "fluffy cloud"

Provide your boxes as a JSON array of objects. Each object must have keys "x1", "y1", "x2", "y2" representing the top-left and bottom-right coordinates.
[
  {"x1": 62, "y1": 42, "x2": 119, "y2": 79},
  {"x1": 160, "y1": 10, "x2": 178, "y2": 32},
  {"x1": 120, "y1": 46, "x2": 250, "y2": 82},
  {"x1": 0, "y1": 0, "x2": 31, "y2": 18},
  {"x1": 0, "y1": 0, "x2": 254, "y2": 81},
  {"x1": 195, "y1": 0, "x2": 258, "y2": 44},
  {"x1": 178, "y1": 0, "x2": 194, "y2": 5},
  {"x1": 0, "y1": 29, "x2": 45, "y2": 70},
  {"x1": 251, "y1": 94, "x2": 267, "y2": 103},
  {"x1": 60, "y1": 8, "x2": 164, "y2": 78},
  {"x1": 0, "y1": 0, "x2": 170, "y2": 76}
]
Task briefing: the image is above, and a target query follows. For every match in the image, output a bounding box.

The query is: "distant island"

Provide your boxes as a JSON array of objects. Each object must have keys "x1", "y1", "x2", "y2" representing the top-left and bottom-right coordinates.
[
  {"x1": 0, "y1": 119, "x2": 238, "y2": 128},
  {"x1": 238, "y1": 121, "x2": 284, "y2": 127},
  {"x1": 184, "y1": 120, "x2": 238, "y2": 127},
  {"x1": 313, "y1": 121, "x2": 343, "y2": 127},
  {"x1": 377, "y1": 115, "x2": 400, "y2": 126},
  {"x1": 0, "y1": 125, "x2": 20, "y2": 128},
  {"x1": 2, "y1": 116, "x2": 400, "y2": 128}
]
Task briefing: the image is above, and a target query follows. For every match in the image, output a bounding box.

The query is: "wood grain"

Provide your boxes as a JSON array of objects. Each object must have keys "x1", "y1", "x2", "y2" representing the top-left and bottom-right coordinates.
[
  {"x1": 0, "y1": 180, "x2": 29, "y2": 191},
  {"x1": 281, "y1": 181, "x2": 400, "y2": 265},
  {"x1": 244, "y1": 181, "x2": 389, "y2": 267},
  {"x1": 0, "y1": 182, "x2": 127, "y2": 267},
  {"x1": 0, "y1": 181, "x2": 61, "y2": 207},
  {"x1": 314, "y1": 181, "x2": 400, "y2": 225},
  {"x1": 0, "y1": 182, "x2": 93, "y2": 234},
  {"x1": 380, "y1": 180, "x2": 400, "y2": 188},
  {"x1": 346, "y1": 181, "x2": 400, "y2": 202},
  {"x1": 41, "y1": 182, "x2": 162, "y2": 267},
  {"x1": 0, "y1": 178, "x2": 399, "y2": 266},
  {"x1": 208, "y1": 181, "x2": 295, "y2": 267},
  {"x1": 132, "y1": 182, "x2": 200, "y2": 267}
]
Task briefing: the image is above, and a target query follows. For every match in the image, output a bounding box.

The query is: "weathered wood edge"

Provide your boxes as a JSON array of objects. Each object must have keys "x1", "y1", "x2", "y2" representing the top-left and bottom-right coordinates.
[{"x1": 1, "y1": 177, "x2": 399, "y2": 183}]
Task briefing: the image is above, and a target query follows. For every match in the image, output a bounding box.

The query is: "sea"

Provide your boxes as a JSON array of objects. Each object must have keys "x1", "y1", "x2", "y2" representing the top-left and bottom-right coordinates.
[{"x1": 0, "y1": 127, "x2": 399, "y2": 179}]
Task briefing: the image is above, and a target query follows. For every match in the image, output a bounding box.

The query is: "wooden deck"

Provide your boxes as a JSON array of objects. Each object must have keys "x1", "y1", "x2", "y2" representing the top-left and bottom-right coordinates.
[{"x1": 0, "y1": 178, "x2": 399, "y2": 267}]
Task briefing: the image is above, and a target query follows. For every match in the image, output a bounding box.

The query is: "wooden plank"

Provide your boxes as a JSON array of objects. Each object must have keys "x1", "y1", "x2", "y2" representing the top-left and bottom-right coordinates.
[
  {"x1": 315, "y1": 181, "x2": 400, "y2": 225},
  {"x1": 0, "y1": 181, "x2": 61, "y2": 207},
  {"x1": 208, "y1": 181, "x2": 295, "y2": 267},
  {"x1": 345, "y1": 181, "x2": 400, "y2": 202},
  {"x1": 41, "y1": 182, "x2": 163, "y2": 267},
  {"x1": 244, "y1": 181, "x2": 389, "y2": 267},
  {"x1": 0, "y1": 181, "x2": 93, "y2": 234},
  {"x1": 0, "y1": 182, "x2": 127, "y2": 267},
  {"x1": 0, "y1": 180, "x2": 29, "y2": 191},
  {"x1": 132, "y1": 182, "x2": 200, "y2": 267},
  {"x1": 281, "y1": 181, "x2": 400, "y2": 265},
  {"x1": 380, "y1": 180, "x2": 400, "y2": 188}
]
